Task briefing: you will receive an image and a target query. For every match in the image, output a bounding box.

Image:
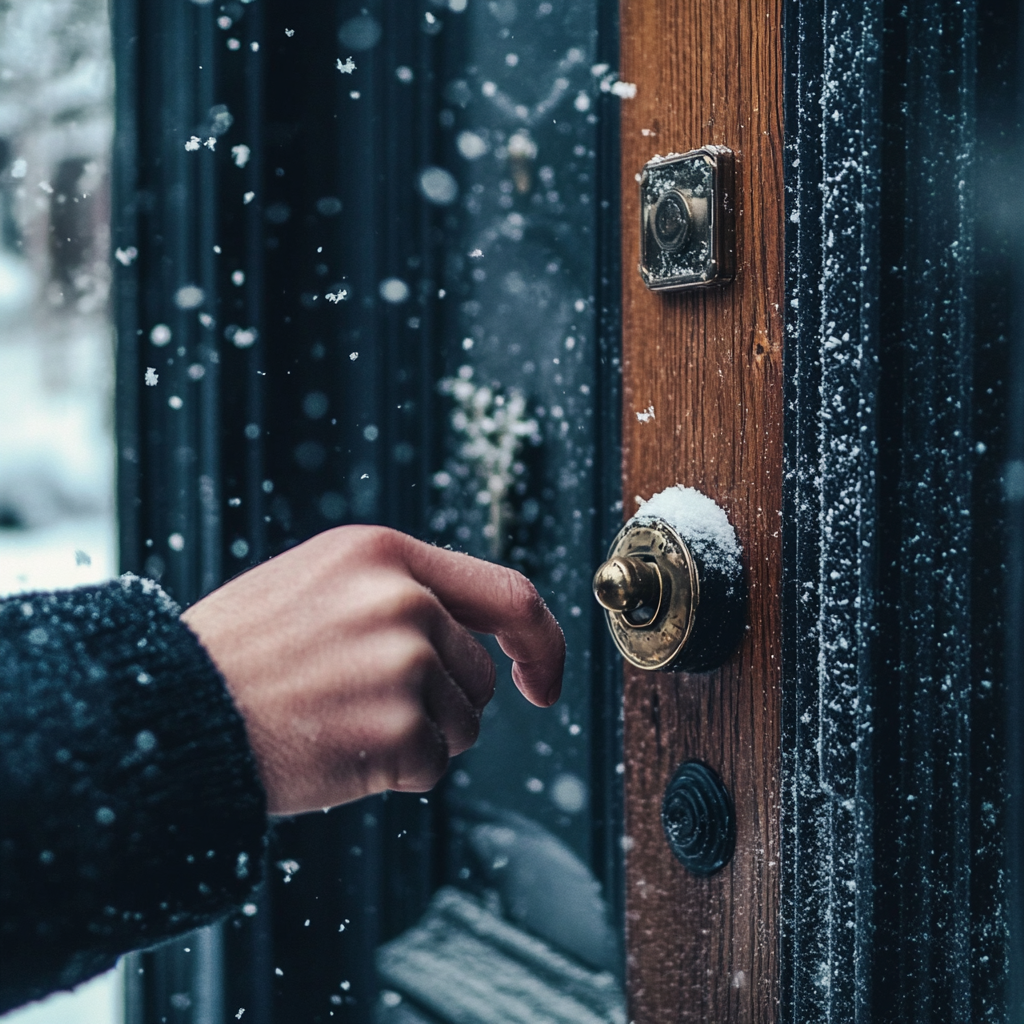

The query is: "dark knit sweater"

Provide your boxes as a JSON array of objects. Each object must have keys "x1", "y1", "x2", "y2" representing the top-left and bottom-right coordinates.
[{"x1": 0, "y1": 575, "x2": 269, "y2": 1014}]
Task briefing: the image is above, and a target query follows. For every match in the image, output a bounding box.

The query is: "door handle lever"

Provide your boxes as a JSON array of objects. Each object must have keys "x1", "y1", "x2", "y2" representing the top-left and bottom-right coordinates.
[{"x1": 592, "y1": 486, "x2": 745, "y2": 672}]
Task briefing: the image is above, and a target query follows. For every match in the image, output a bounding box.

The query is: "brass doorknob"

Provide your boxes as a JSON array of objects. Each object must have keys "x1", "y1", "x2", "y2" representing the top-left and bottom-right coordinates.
[
  {"x1": 593, "y1": 486, "x2": 745, "y2": 672},
  {"x1": 593, "y1": 556, "x2": 663, "y2": 621}
]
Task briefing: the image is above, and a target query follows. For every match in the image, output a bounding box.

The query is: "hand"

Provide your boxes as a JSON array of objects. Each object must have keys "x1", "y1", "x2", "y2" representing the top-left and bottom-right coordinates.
[{"x1": 181, "y1": 526, "x2": 565, "y2": 815}]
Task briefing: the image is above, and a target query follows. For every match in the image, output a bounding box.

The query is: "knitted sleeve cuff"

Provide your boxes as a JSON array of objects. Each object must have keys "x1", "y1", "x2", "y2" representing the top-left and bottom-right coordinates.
[{"x1": 0, "y1": 575, "x2": 268, "y2": 1011}]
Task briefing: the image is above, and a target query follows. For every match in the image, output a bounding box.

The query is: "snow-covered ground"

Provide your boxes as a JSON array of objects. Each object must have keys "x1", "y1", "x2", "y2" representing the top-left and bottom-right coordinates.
[
  {"x1": 1, "y1": 971, "x2": 122, "y2": 1024},
  {"x1": 0, "y1": 514, "x2": 115, "y2": 594},
  {"x1": 0, "y1": 322, "x2": 115, "y2": 532}
]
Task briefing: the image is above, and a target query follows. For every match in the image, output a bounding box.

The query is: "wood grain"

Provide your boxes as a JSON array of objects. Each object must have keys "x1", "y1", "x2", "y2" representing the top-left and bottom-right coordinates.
[{"x1": 618, "y1": 1, "x2": 784, "y2": 1022}]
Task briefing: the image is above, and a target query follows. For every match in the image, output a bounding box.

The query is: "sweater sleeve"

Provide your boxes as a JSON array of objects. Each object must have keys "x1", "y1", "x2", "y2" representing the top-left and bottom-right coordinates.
[{"x1": 0, "y1": 575, "x2": 269, "y2": 1014}]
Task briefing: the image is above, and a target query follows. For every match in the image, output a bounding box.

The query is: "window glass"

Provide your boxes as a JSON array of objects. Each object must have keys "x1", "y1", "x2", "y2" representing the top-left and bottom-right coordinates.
[
  {"x1": 0, "y1": 0, "x2": 120, "y2": 1021},
  {"x1": 0, "y1": 0, "x2": 116, "y2": 595},
  {"x1": 373, "y1": 4, "x2": 624, "y2": 1018}
]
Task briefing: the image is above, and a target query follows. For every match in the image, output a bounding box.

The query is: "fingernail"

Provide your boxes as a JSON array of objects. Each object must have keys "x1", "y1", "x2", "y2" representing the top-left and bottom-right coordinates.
[{"x1": 545, "y1": 682, "x2": 561, "y2": 706}]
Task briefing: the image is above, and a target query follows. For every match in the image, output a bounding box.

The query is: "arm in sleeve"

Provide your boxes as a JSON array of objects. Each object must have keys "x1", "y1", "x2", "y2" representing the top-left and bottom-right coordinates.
[{"x1": 0, "y1": 575, "x2": 269, "y2": 1014}]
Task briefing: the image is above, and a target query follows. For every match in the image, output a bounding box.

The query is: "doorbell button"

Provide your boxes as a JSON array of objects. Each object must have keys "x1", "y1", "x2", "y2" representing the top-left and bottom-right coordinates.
[
  {"x1": 639, "y1": 146, "x2": 736, "y2": 291},
  {"x1": 661, "y1": 760, "x2": 736, "y2": 876}
]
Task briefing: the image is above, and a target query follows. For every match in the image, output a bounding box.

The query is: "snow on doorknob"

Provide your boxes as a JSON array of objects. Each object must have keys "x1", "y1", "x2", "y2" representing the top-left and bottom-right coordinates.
[{"x1": 592, "y1": 485, "x2": 745, "y2": 672}]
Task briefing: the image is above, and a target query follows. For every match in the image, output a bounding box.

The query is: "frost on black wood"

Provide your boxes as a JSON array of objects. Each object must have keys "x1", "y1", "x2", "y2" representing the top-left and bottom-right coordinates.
[{"x1": 783, "y1": 0, "x2": 998, "y2": 1017}]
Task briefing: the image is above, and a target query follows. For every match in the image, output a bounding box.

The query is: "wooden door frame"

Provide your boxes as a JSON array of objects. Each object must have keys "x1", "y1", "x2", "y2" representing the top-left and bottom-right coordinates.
[{"x1": 619, "y1": 2, "x2": 784, "y2": 1022}]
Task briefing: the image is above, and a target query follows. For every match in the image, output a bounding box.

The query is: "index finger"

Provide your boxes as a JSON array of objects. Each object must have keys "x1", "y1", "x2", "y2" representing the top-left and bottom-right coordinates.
[{"x1": 396, "y1": 534, "x2": 565, "y2": 707}]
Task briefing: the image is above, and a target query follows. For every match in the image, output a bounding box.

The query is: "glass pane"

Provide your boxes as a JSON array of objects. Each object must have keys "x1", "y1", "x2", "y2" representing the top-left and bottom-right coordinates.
[{"x1": 374, "y1": 4, "x2": 623, "y2": 1019}]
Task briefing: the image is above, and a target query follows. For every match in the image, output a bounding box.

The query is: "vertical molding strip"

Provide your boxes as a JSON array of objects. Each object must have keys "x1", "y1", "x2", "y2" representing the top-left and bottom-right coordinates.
[{"x1": 782, "y1": 0, "x2": 1013, "y2": 1019}]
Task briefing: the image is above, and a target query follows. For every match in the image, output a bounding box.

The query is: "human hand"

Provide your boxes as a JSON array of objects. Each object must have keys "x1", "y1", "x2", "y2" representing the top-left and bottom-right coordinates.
[{"x1": 181, "y1": 526, "x2": 565, "y2": 815}]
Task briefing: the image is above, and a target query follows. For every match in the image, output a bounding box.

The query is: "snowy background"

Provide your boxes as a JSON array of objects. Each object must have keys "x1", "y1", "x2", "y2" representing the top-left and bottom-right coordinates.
[{"x1": 0, "y1": 0, "x2": 120, "y2": 1019}]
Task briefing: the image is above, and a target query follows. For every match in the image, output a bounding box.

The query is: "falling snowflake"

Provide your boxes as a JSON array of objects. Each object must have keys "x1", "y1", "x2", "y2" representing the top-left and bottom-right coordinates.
[
  {"x1": 275, "y1": 858, "x2": 300, "y2": 881},
  {"x1": 285, "y1": 28, "x2": 294, "y2": 37},
  {"x1": 336, "y1": 56, "x2": 356, "y2": 74},
  {"x1": 326, "y1": 289, "x2": 349, "y2": 303},
  {"x1": 185, "y1": 136, "x2": 201, "y2": 152},
  {"x1": 636, "y1": 405, "x2": 655, "y2": 423},
  {"x1": 204, "y1": 137, "x2": 216, "y2": 151},
  {"x1": 144, "y1": 367, "x2": 158, "y2": 386},
  {"x1": 227, "y1": 326, "x2": 258, "y2": 349},
  {"x1": 243, "y1": 191, "x2": 255, "y2": 204},
  {"x1": 231, "y1": 144, "x2": 251, "y2": 168},
  {"x1": 115, "y1": 246, "x2": 138, "y2": 266}
]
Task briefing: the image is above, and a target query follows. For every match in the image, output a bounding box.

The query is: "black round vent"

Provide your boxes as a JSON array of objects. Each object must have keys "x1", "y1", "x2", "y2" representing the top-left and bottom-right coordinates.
[{"x1": 661, "y1": 761, "x2": 735, "y2": 876}]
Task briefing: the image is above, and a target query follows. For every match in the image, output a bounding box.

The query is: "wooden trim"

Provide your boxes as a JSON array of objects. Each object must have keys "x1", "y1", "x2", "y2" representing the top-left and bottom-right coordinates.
[{"x1": 618, "y1": 0, "x2": 783, "y2": 1020}]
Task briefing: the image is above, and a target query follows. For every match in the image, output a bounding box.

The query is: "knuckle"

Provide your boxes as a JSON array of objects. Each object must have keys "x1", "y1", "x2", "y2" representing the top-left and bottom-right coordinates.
[
  {"x1": 321, "y1": 524, "x2": 404, "y2": 571},
  {"x1": 320, "y1": 523, "x2": 373, "y2": 558},
  {"x1": 352, "y1": 583, "x2": 437, "y2": 640},
  {"x1": 395, "y1": 717, "x2": 448, "y2": 790},
  {"x1": 359, "y1": 525, "x2": 405, "y2": 565},
  {"x1": 397, "y1": 636, "x2": 441, "y2": 687},
  {"x1": 390, "y1": 584, "x2": 442, "y2": 629},
  {"x1": 444, "y1": 686, "x2": 482, "y2": 756},
  {"x1": 388, "y1": 704, "x2": 429, "y2": 751}
]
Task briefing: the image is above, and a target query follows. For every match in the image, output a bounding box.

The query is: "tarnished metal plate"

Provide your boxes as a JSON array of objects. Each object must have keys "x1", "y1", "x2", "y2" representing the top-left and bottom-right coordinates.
[
  {"x1": 601, "y1": 521, "x2": 699, "y2": 671},
  {"x1": 638, "y1": 146, "x2": 736, "y2": 291}
]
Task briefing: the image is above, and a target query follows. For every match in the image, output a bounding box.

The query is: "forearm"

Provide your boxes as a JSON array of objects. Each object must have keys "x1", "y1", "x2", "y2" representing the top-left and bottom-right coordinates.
[{"x1": 0, "y1": 576, "x2": 268, "y2": 1014}]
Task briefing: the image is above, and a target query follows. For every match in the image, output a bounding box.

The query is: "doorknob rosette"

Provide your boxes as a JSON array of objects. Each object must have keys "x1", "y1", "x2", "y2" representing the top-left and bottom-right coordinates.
[{"x1": 593, "y1": 485, "x2": 744, "y2": 672}]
